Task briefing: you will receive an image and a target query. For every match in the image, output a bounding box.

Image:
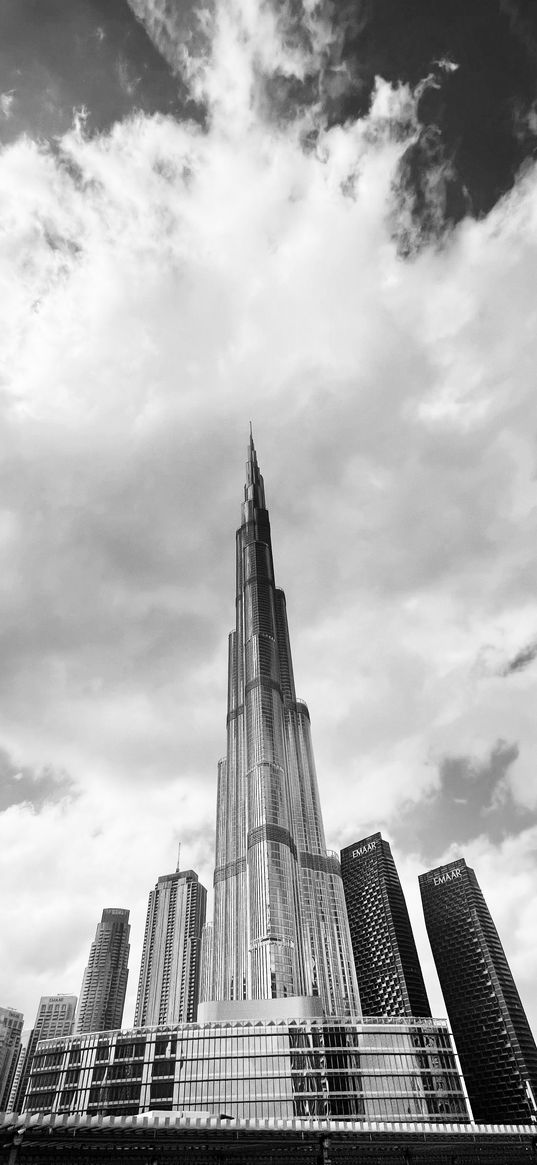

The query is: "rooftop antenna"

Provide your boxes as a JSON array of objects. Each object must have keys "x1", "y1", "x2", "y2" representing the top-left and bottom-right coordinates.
[{"x1": 176, "y1": 841, "x2": 181, "y2": 873}]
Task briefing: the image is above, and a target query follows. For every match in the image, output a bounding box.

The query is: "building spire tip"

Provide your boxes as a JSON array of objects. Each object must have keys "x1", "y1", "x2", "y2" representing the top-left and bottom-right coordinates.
[{"x1": 244, "y1": 424, "x2": 264, "y2": 507}]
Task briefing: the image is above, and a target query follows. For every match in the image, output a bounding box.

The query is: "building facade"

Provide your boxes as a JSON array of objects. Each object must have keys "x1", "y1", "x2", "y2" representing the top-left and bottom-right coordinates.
[
  {"x1": 134, "y1": 869, "x2": 207, "y2": 1026},
  {"x1": 12, "y1": 995, "x2": 76, "y2": 1113},
  {"x1": 420, "y1": 858, "x2": 537, "y2": 1123},
  {"x1": 6, "y1": 1030, "x2": 30, "y2": 1111},
  {"x1": 24, "y1": 1016, "x2": 469, "y2": 1122},
  {"x1": 211, "y1": 434, "x2": 359, "y2": 1017},
  {"x1": 76, "y1": 910, "x2": 130, "y2": 1035},
  {"x1": 0, "y1": 1008, "x2": 24, "y2": 1111},
  {"x1": 199, "y1": 922, "x2": 213, "y2": 1005},
  {"x1": 341, "y1": 833, "x2": 431, "y2": 1019}
]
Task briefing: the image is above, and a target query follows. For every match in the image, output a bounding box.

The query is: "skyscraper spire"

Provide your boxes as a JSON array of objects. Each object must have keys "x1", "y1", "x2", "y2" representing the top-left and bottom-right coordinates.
[
  {"x1": 244, "y1": 425, "x2": 265, "y2": 511},
  {"x1": 210, "y1": 437, "x2": 360, "y2": 1016}
]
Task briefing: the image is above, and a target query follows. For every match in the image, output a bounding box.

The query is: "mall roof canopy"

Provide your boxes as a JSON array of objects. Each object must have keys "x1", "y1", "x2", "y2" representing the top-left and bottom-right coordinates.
[{"x1": 1, "y1": 1112, "x2": 537, "y2": 1164}]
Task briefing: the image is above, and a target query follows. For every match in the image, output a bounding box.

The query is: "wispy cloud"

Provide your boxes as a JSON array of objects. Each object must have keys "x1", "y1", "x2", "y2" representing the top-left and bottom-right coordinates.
[
  {"x1": 501, "y1": 639, "x2": 537, "y2": 676},
  {"x1": 0, "y1": 746, "x2": 76, "y2": 813}
]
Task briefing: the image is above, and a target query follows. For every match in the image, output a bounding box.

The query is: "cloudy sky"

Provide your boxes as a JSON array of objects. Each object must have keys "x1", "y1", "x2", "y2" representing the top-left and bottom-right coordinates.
[{"x1": 1, "y1": 0, "x2": 537, "y2": 1039}]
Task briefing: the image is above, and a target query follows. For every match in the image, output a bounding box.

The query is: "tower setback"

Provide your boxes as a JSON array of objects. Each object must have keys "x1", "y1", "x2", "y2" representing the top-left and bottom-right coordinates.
[
  {"x1": 420, "y1": 857, "x2": 537, "y2": 1123},
  {"x1": 341, "y1": 833, "x2": 431, "y2": 1019},
  {"x1": 210, "y1": 434, "x2": 359, "y2": 1017}
]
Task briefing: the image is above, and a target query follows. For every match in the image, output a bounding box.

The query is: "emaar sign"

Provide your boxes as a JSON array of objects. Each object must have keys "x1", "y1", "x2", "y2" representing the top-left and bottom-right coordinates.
[
  {"x1": 433, "y1": 869, "x2": 462, "y2": 886},
  {"x1": 352, "y1": 841, "x2": 377, "y2": 858}
]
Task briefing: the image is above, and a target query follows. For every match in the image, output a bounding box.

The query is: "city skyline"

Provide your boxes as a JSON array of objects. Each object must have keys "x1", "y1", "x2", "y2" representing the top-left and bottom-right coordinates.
[
  {"x1": 15, "y1": 443, "x2": 533, "y2": 1126},
  {"x1": 1, "y1": 0, "x2": 537, "y2": 1055},
  {"x1": 15, "y1": 441, "x2": 474, "y2": 1124},
  {"x1": 2, "y1": 780, "x2": 535, "y2": 1044}
]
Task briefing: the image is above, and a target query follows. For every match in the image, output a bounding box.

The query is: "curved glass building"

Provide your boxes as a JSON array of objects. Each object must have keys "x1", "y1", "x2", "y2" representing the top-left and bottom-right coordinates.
[{"x1": 24, "y1": 1016, "x2": 469, "y2": 1122}]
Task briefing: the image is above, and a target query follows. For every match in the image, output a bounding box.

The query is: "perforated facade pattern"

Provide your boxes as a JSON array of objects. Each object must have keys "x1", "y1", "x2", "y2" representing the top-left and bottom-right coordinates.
[
  {"x1": 341, "y1": 834, "x2": 431, "y2": 1020},
  {"x1": 420, "y1": 858, "x2": 537, "y2": 1123}
]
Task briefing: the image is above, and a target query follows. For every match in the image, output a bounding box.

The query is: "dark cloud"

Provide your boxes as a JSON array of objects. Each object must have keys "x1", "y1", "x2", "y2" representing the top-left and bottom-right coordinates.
[
  {"x1": 0, "y1": 746, "x2": 76, "y2": 813},
  {"x1": 333, "y1": 0, "x2": 537, "y2": 247},
  {"x1": 390, "y1": 740, "x2": 536, "y2": 861},
  {"x1": 248, "y1": 0, "x2": 537, "y2": 248},
  {"x1": 4, "y1": 0, "x2": 537, "y2": 251},
  {"x1": 389, "y1": 125, "x2": 471, "y2": 258},
  {"x1": 0, "y1": 0, "x2": 202, "y2": 147},
  {"x1": 501, "y1": 639, "x2": 537, "y2": 676},
  {"x1": 125, "y1": 0, "x2": 213, "y2": 83}
]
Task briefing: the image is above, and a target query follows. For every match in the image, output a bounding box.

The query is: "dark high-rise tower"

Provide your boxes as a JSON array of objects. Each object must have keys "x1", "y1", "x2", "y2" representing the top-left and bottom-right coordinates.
[
  {"x1": 134, "y1": 868, "x2": 207, "y2": 1026},
  {"x1": 210, "y1": 433, "x2": 359, "y2": 1016},
  {"x1": 76, "y1": 909, "x2": 130, "y2": 1034},
  {"x1": 420, "y1": 857, "x2": 537, "y2": 1123},
  {"x1": 341, "y1": 833, "x2": 431, "y2": 1018}
]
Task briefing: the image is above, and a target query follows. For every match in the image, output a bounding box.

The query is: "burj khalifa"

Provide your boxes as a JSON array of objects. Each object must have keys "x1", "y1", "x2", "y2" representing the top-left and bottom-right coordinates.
[{"x1": 210, "y1": 432, "x2": 360, "y2": 1017}]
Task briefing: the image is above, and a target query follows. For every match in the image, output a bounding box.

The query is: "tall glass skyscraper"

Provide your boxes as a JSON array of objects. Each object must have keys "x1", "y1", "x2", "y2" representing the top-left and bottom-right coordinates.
[
  {"x1": 420, "y1": 858, "x2": 537, "y2": 1123},
  {"x1": 211, "y1": 434, "x2": 359, "y2": 1017},
  {"x1": 134, "y1": 868, "x2": 206, "y2": 1026},
  {"x1": 12, "y1": 995, "x2": 76, "y2": 1112},
  {"x1": 76, "y1": 909, "x2": 130, "y2": 1035}
]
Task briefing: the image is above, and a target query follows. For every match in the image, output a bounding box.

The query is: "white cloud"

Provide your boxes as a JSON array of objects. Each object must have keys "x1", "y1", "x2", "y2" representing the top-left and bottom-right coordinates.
[
  {"x1": 398, "y1": 827, "x2": 537, "y2": 1023},
  {"x1": 0, "y1": 91, "x2": 14, "y2": 119},
  {"x1": 0, "y1": 0, "x2": 536, "y2": 1040}
]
